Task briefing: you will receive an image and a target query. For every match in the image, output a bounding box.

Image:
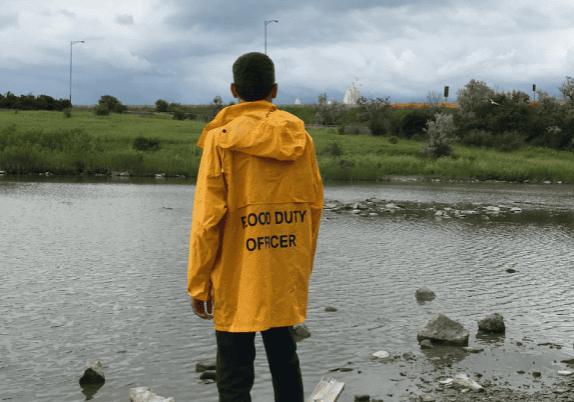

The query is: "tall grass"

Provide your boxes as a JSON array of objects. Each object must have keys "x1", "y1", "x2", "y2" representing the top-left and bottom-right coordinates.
[{"x1": 2, "y1": 109, "x2": 574, "y2": 182}]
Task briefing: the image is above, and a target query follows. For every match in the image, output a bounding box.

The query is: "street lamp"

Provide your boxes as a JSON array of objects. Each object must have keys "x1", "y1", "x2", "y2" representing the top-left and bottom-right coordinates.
[
  {"x1": 70, "y1": 40, "x2": 84, "y2": 103},
  {"x1": 264, "y1": 20, "x2": 278, "y2": 54}
]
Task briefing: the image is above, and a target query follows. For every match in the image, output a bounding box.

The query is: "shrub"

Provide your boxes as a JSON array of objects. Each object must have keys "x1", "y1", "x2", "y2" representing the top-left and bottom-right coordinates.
[
  {"x1": 459, "y1": 129, "x2": 495, "y2": 148},
  {"x1": 155, "y1": 99, "x2": 169, "y2": 113},
  {"x1": 388, "y1": 136, "x2": 398, "y2": 144},
  {"x1": 420, "y1": 113, "x2": 457, "y2": 159},
  {"x1": 494, "y1": 130, "x2": 525, "y2": 153},
  {"x1": 133, "y1": 135, "x2": 161, "y2": 152},
  {"x1": 367, "y1": 116, "x2": 387, "y2": 137},
  {"x1": 337, "y1": 123, "x2": 347, "y2": 135},
  {"x1": 95, "y1": 104, "x2": 111, "y2": 116},
  {"x1": 172, "y1": 109, "x2": 187, "y2": 120},
  {"x1": 321, "y1": 141, "x2": 342, "y2": 157},
  {"x1": 113, "y1": 103, "x2": 128, "y2": 114},
  {"x1": 345, "y1": 122, "x2": 362, "y2": 135},
  {"x1": 63, "y1": 107, "x2": 72, "y2": 118},
  {"x1": 400, "y1": 108, "x2": 435, "y2": 139}
]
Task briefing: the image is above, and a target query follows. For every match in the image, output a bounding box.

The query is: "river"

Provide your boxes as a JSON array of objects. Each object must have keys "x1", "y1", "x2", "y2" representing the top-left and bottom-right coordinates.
[{"x1": 1, "y1": 175, "x2": 573, "y2": 401}]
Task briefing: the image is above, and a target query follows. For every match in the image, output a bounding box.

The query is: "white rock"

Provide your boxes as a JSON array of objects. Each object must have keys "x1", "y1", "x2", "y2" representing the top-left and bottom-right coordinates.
[
  {"x1": 443, "y1": 208, "x2": 452, "y2": 211},
  {"x1": 510, "y1": 207, "x2": 522, "y2": 213},
  {"x1": 351, "y1": 209, "x2": 361, "y2": 214},
  {"x1": 485, "y1": 206, "x2": 500, "y2": 212},
  {"x1": 558, "y1": 370, "x2": 573, "y2": 376},
  {"x1": 385, "y1": 203, "x2": 398, "y2": 208},
  {"x1": 461, "y1": 210, "x2": 477, "y2": 214},
  {"x1": 0, "y1": 171, "x2": 6, "y2": 174},
  {"x1": 129, "y1": 387, "x2": 175, "y2": 402},
  {"x1": 369, "y1": 213, "x2": 378, "y2": 216},
  {"x1": 435, "y1": 211, "x2": 444, "y2": 216},
  {"x1": 372, "y1": 350, "x2": 390, "y2": 359},
  {"x1": 452, "y1": 373, "x2": 483, "y2": 392},
  {"x1": 543, "y1": 181, "x2": 551, "y2": 184}
]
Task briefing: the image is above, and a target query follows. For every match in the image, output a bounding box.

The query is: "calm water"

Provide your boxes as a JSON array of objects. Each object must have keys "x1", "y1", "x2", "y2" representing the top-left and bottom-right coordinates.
[{"x1": 1, "y1": 176, "x2": 574, "y2": 402}]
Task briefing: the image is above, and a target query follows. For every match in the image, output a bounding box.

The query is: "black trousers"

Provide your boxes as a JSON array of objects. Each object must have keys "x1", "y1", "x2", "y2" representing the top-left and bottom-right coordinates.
[{"x1": 215, "y1": 325, "x2": 304, "y2": 402}]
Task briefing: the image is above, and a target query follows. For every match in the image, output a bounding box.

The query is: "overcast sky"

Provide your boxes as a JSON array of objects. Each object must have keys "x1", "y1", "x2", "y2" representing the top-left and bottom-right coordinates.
[{"x1": 2, "y1": 0, "x2": 573, "y2": 106}]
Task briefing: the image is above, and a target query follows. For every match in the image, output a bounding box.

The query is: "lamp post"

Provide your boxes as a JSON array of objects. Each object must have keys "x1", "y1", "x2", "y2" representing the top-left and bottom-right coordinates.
[
  {"x1": 70, "y1": 40, "x2": 84, "y2": 103},
  {"x1": 264, "y1": 20, "x2": 278, "y2": 54}
]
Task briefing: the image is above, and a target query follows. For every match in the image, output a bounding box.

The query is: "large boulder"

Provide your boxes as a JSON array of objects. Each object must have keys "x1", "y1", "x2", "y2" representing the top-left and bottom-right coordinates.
[
  {"x1": 417, "y1": 313, "x2": 469, "y2": 346},
  {"x1": 415, "y1": 286, "x2": 436, "y2": 301},
  {"x1": 477, "y1": 313, "x2": 505, "y2": 333},
  {"x1": 129, "y1": 387, "x2": 175, "y2": 402},
  {"x1": 79, "y1": 360, "x2": 105, "y2": 385}
]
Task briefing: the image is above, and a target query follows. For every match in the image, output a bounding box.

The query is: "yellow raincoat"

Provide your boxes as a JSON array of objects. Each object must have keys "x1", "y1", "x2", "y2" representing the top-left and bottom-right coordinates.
[{"x1": 187, "y1": 100, "x2": 324, "y2": 332}]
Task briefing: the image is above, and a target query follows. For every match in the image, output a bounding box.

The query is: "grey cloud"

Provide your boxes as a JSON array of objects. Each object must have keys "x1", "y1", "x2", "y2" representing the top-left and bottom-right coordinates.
[
  {"x1": 59, "y1": 9, "x2": 76, "y2": 18},
  {"x1": 0, "y1": 13, "x2": 18, "y2": 30},
  {"x1": 116, "y1": 14, "x2": 134, "y2": 25}
]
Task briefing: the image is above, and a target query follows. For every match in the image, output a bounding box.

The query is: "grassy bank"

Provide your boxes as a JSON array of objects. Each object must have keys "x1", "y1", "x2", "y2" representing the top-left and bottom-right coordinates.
[{"x1": 1, "y1": 109, "x2": 574, "y2": 182}]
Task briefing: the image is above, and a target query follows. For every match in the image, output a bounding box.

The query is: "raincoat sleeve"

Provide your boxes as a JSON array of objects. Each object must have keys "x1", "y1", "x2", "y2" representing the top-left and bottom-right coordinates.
[{"x1": 188, "y1": 130, "x2": 228, "y2": 302}]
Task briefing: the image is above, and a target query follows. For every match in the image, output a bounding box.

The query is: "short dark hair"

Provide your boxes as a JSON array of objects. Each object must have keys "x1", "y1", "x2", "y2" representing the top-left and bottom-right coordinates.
[{"x1": 232, "y1": 52, "x2": 276, "y2": 102}]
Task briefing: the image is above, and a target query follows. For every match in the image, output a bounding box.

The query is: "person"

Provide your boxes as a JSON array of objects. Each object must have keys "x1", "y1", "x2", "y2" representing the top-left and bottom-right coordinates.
[{"x1": 187, "y1": 51, "x2": 324, "y2": 402}]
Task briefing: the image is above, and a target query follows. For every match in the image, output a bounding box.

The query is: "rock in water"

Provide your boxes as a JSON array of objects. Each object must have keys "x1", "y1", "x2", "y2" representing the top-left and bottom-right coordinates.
[
  {"x1": 417, "y1": 313, "x2": 470, "y2": 346},
  {"x1": 415, "y1": 286, "x2": 436, "y2": 301},
  {"x1": 79, "y1": 360, "x2": 105, "y2": 385},
  {"x1": 291, "y1": 322, "x2": 311, "y2": 342},
  {"x1": 477, "y1": 313, "x2": 505, "y2": 333}
]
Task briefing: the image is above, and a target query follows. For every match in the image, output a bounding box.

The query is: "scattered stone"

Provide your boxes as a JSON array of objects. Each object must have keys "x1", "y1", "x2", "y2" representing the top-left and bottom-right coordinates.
[
  {"x1": 462, "y1": 347, "x2": 484, "y2": 353},
  {"x1": 325, "y1": 306, "x2": 338, "y2": 312},
  {"x1": 543, "y1": 181, "x2": 551, "y2": 184},
  {"x1": 523, "y1": 180, "x2": 529, "y2": 183},
  {"x1": 200, "y1": 370, "x2": 216, "y2": 379},
  {"x1": 415, "y1": 286, "x2": 436, "y2": 301},
  {"x1": 532, "y1": 371, "x2": 541, "y2": 377},
  {"x1": 354, "y1": 394, "x2": 370, "y2": 401},
  {"x1": 557, "y1": 181, "x2": 563, "y2": 184},
  {"x1": 510, "y1": 207, "x2": 522, "y2": 213},
  {"x1": 420, "y1": 339, "x2": 433, "y2": 349},
  {"x1": 506, "y1": 268, "x2": 517, "y2": 273},
  {"x1": 195, "y1": 359, "x2": 216, "y2": 373},
  {"x1": 485, "y1": 206, "x2": 500, "y2": 212},
  {"x1": 128, "y1": 387, "x2": 175, "y2": 402},
  {"x1": 417, "y1": 313, "x2": 470, "y2": 346},
  {"x1": 557, "y1": 370, "x2": 573, "y2": 376},
  {"x1": 0, "y1": 170, "x2": 6, "y2": 174},
  {"x1": 371, "y1": 350, "x2": 390, "y2": 359},
  {"x1": 477, "y1": 313, "x2": 506, "y2": 333},
  {"x1": 155, "y1": 173, "x2": 165, "y2": 178},
  {"x1": 419, "y1": 394, "x2": 436, "y2": 401},
  {"x1": 79, "y1": 360, "x2": 105, "y2": 385},
  {"x1": 291, "y1": 322, "x2": 311, "y2": 342}
]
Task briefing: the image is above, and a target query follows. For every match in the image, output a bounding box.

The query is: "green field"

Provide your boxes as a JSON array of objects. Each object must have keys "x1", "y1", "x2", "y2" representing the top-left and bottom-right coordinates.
[{"x1": 1, "y1": 109, "x2": 574, "y2": 183}]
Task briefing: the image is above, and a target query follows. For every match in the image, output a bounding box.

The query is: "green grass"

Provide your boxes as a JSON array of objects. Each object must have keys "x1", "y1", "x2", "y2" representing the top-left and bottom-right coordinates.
[{"x1": 2, "y1": 109, "x2": 574, "y2": 182}]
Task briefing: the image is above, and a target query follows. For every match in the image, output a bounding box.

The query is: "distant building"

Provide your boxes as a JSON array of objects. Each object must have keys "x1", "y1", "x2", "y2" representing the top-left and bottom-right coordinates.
[{"x1": 343, "y1": 82, "x2": 360, "y2": 104}]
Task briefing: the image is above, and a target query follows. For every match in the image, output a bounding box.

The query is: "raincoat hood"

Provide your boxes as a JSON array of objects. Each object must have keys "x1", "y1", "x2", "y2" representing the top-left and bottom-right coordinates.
[{"x1": 196, "y1": 100, "x2": 306, "y2": 161}]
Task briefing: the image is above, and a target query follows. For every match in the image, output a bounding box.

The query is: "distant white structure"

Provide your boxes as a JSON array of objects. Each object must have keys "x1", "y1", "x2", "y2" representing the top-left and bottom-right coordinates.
[
  {"x1": 343, "y1": 78, "x2": 362, "y2": 105},
  {"x1": 327, "y1": 96, "x2": 336, "y2": 105},
  {"x1": 294, "y1": 97, "x2": 301, "y2": 105}
]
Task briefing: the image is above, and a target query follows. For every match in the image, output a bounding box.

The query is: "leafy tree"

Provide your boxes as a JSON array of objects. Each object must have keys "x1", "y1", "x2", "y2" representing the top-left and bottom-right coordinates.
[
  {"x1": 456, "y1": 79, "x2": 496, "y2": 113},
  {"x1": 98, "y1": 95, "x2": 127, "y2": 114},
  {"x1": 155, "y1": 99, "x2": 169, "y2": 112},
  {"x1": 558, "y1": 76, "x2": 574, "y2": 110}
]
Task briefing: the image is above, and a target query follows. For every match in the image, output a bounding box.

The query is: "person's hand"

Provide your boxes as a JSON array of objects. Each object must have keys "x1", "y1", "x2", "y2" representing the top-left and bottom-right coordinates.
[{"x1": 192, "y1": 288, "x2": 213, "y2": 320}]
